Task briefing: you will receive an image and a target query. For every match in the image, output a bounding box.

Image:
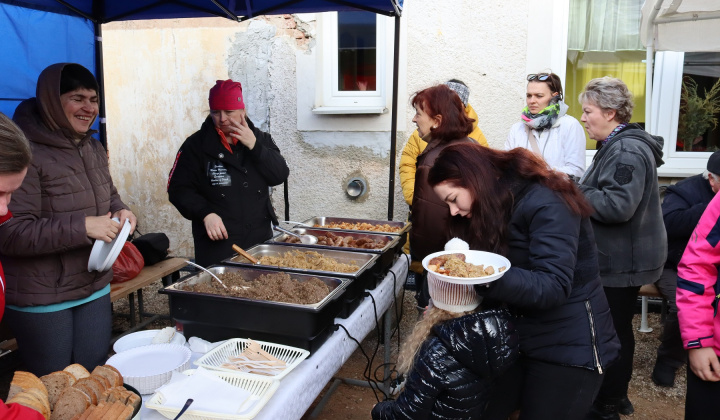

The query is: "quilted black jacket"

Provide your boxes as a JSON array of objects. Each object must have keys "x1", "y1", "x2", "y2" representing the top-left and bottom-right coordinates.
[{"x1": 371, "y1": 308, "x2": 519, "y2": 420}]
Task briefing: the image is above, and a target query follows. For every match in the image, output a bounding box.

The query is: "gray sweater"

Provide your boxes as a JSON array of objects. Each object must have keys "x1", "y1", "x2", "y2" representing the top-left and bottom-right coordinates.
[{"x1": 579, "y1": 124, "x2": 667, "y2": 287}]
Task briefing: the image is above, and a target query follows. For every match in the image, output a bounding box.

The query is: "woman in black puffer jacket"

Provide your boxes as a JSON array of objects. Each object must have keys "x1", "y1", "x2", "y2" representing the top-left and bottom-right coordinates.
[
  {"x1": 427, "y1": 143, "x2": 620, "y2": 420},
  {"x1": 372, "y1": 282, "x2": 518, "y2": 419}
]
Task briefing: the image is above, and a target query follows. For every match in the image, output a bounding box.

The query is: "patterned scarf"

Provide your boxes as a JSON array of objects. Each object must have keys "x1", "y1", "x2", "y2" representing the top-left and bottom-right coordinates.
[
  {"x1": 521, "y1": 97, "x2": 568, "y2": 131},
  {"x1": 601, "y1": 123, "x2": 628, "y2": 146}
]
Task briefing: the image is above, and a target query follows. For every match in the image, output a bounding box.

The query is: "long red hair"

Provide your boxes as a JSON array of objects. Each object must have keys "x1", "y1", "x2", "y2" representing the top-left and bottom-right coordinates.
[
  {"x1": 411, "y1": 85, "x2": 474, "y2": 141},
  {"x1": 427, "y1": 143, "x2": 593, "y2": 253}
]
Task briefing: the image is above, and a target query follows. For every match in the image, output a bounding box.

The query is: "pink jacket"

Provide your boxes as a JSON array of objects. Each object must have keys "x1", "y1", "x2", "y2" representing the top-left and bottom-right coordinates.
[{"x1": 677, "y1": 192, "x2": 720, "y2": 356}]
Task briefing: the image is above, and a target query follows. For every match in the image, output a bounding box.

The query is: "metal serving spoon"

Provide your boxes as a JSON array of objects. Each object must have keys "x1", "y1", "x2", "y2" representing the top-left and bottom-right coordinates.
[
  {"x1": 185, "y1": 260, "x2": 228, "y2": 290},
  {"x1": 272, "y1": 225, "x2": 318, "y2": 245}
]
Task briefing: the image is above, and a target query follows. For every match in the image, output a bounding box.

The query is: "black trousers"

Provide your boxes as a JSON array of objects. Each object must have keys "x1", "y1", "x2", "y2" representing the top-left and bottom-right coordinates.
[
  {"x1": 595, "y1": 285, "x2": 641, "y2": 401},
  {"x1": 485, "y1": 358, "x2": 604, "y2": 420},
  {"x1": 5, "y1": 293, "x2": 112, "y2": 377},
  {"x1": 686, "y1": 361, "x2": 720, "y2": 420},
  {"x1": 655, "y1": 268, "x2": 687, "y2": 368}
]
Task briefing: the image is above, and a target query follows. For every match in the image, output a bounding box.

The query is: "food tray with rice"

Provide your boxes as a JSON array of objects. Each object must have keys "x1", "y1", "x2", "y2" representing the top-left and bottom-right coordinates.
[
  {"x1": 223, "y1": 244, "x2": 380, "y2": 317},
  {"x1": 194, "y1": 338, "x2": 309, "y2": 380},
  {"x1": 160, "y1": 266, "x2": 349, "y2": 353},
  {"x1": 267, "y1": 228, "x2": 402, "y2": 276}
]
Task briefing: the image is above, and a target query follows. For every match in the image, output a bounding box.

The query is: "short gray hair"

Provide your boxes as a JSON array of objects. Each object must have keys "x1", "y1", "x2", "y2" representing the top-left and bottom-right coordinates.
[
  {"x1": 578, "y1": 77, "x2": 634, "y2": 123},
  {"x1": 0, "y1": 112, "x2": 32, "y2": 174}
]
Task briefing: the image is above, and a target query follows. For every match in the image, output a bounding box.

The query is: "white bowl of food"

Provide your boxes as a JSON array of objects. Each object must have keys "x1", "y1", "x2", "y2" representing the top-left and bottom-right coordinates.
[{"x1": 422, "y1": 250, "x2": 511, "y2": 285}]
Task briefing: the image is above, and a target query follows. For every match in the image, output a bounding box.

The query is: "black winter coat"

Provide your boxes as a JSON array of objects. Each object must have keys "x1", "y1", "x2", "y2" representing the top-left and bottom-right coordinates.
[
  {"x1": 662, "y1": 174, "x2": 715, "y2": 268},
  {"x1": 478, "y1": 182, "x2": 619, "y2": 370},
  {"x1": 167, "y1": 116, "x2": 289, "y2": 266},
  {"x1": 371, "y1": 308, "x2": 519, "y2": 420}
]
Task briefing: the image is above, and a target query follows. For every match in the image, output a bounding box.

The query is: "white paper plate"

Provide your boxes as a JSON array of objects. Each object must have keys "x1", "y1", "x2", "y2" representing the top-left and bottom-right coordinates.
[
  {"x1": 106, "y1": 343, "x2": 191, "y2": 394},
  {"x1": 422, "y1": 250, "x2": 511, "y2": 285},
  {"x1": 88, "y1": 217, "x2": 132, "y2": 272},
  {"x1": 113, "y1": 330, "x2": 187, "y2": 353}
]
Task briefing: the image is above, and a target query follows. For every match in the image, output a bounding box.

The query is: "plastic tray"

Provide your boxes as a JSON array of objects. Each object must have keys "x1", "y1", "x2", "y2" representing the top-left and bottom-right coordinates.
[
  {"x1": 194, "y1": 338, "x2": 309, "y2": 380},
  {"x1": 146, "y1": 369, "x2": 279, "y2": 420}
]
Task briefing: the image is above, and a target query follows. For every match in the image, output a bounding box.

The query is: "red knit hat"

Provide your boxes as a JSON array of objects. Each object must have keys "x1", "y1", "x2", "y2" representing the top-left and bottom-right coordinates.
[{"x1": 208, "y1": 80, "x2": 245, "y2": 110}]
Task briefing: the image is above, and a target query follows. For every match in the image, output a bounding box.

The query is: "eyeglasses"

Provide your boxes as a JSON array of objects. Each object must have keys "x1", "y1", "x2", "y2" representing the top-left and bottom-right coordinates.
[{"x1": 527, "y1": 73, "x2": 551, "y2": 81}]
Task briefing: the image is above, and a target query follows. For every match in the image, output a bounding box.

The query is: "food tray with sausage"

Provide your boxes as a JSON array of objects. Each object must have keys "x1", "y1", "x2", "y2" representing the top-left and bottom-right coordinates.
[{"x1": 266, "y1": 228, "x2": 402, "y2": 276}]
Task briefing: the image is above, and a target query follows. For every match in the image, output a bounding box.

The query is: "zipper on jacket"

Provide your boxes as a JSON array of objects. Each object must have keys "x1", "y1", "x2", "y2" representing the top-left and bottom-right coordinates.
[{"x1": 585, "y1": 300, "x2": 603, "y2": 374}]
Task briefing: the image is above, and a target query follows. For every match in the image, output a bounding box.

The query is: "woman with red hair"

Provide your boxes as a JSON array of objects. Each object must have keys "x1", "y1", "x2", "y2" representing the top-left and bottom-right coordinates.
[
  {"x1": 409, "y1": 84, "x2": 475, "y2": 311},
  {"x1": 427, "y1": 143, "x2": 619, "y2": 419}
]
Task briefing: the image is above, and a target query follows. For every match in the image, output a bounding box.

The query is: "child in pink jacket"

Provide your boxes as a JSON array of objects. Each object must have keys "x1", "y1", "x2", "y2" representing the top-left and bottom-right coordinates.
[{"x1": 676, "y1": 192, "x2": 720, "y2": 419}]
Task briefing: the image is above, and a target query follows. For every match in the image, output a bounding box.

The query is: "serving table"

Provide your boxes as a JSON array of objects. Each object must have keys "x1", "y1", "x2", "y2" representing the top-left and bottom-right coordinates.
[{"x1": 140, "y1": 256, "x2": 409, "y2": 420}]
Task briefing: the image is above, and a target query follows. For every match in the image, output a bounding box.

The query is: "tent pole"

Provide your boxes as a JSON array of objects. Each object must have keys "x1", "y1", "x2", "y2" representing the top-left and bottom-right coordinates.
[
  {"x1": 387, "y1": 14, "x2": 401, "y2": 221},
  {"x1": 95, "y1": 22, "x2": 108, "y2": 149}
]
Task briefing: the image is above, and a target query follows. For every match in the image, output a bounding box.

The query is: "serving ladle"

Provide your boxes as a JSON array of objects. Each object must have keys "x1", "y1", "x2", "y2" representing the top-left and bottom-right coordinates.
[
  {"x1": 272, "y1": 224, "x2": 318, "y2": 245},
  {"x1": 185, "y1": 260, "x2": 228, "y2": 290}
]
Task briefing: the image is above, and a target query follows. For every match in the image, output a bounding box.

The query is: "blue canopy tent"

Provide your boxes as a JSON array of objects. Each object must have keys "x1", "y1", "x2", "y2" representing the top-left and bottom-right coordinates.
[{"x1": 0, "y1": 0, "x2": 403, "y2": 219}]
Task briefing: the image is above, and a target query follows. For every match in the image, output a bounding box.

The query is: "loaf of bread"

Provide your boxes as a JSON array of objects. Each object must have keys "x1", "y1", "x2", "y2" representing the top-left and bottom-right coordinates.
[{"x1": 11, "y1": 363, "x2": 136, "y2": 420}]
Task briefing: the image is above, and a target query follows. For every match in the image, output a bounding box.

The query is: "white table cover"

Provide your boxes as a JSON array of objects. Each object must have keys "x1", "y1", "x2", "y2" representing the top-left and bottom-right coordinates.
[{"x1": 141, "y1": 256, "x2": 409, "y2": 420}]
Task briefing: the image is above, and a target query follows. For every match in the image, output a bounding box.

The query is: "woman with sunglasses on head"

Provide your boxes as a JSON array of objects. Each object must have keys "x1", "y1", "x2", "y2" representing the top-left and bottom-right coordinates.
[{"x1": 506, "y1": 72, "x2": 586, "y2": 180}]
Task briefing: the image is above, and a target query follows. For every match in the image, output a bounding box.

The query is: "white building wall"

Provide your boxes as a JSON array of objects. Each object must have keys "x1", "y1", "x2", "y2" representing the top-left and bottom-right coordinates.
[{"x1": 102, "y1": 1, "x2": 531, "y2": 259}]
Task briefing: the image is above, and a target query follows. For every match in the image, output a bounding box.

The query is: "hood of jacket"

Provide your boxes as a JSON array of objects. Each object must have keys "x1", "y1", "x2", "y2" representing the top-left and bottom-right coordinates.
[
  {"x1": 13, "y1": 63, "x2": 98, "y2": 149},
  {"x1": 597, "y1": 123, "x2": 665, "y2": 168},
  {"x1": 432, "y1": 308, "x2": 519, "y2": 378}
]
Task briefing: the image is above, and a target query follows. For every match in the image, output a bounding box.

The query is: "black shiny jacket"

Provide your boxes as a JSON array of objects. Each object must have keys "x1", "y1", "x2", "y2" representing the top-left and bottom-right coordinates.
[{"x1": 371, "y1": 308, "x2": 519, "y2": 420}]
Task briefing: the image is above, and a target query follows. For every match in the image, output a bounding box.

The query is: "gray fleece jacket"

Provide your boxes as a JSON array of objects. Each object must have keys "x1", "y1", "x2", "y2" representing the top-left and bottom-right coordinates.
[{"x1": 579, "y1": 124, "x2": 667, "y2": 287}]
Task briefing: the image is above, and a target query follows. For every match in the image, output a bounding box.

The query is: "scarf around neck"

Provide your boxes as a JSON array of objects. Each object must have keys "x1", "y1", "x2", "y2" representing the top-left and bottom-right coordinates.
[{"x1": 521, "y1": 98, "x2": 568, "y2": 131}]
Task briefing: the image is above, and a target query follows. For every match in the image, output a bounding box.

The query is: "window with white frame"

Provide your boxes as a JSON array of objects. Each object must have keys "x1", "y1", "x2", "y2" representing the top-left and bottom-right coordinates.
[
  {"x1": 313, "y1": 11, "x2": 388, "y2": 114},
  {"x1": 543, "y1": 0, "x2": 720, "y2": 176}
]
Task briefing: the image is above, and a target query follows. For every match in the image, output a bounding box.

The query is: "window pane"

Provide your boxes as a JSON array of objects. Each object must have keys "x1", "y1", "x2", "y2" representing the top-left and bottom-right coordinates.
[
  {"x1": 676, "y1": 52, "x2": 720, "y2": 152},
  {"x1": 337, "y1": 11, "x2": 376, "y2": 92},
  {"x1": 566, "y1": 0, "x2": 645, "y2": 150}
]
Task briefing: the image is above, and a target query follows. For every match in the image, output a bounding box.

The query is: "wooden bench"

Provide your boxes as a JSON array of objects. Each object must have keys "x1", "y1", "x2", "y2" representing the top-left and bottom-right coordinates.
[{"x1": 110, "y1": 257, "x2": 188, "y2": 340}]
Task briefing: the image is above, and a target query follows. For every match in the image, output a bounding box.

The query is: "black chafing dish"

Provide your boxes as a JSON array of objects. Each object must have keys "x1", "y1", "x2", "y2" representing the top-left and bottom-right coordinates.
[
  {"x1": 159, "y1": 265, "x2": 347, "y2": 353},
  {"x1": 222, "y1": 244, "x2": 380, "y2": 317},
  {"x1": 266, "y1": 228, "x2": 402, "y2": 277}
]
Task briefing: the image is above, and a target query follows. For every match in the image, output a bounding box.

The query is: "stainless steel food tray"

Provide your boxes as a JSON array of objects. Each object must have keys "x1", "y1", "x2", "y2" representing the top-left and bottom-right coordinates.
[
  {"x1": 297, "y1": 217, "x2": 411, "y2": 236},
  {"x1": 268, "y1": 228, "x2": 399, "y2": 254},
  {"x1": 163, "y1": 265, "x2": 346, "y2": 309},
  {"x1": 160, "y1": 265, "x2": 348, "y2": 340},
  {"x1": 223, "y1": 244, "x2": 378, "y2": 279}
]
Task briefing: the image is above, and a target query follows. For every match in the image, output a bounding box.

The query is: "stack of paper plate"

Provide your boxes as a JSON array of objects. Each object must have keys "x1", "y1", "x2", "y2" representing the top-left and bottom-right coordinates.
[
  {"x1": 88, "y1": 217, "x2": 132, "y2": 272},
  {"x1": 113, "y1": 330, "x2": 187, "y2": 353},
  {"x1": 107, "y1": 343, "x2": 192, "y2": 395}
]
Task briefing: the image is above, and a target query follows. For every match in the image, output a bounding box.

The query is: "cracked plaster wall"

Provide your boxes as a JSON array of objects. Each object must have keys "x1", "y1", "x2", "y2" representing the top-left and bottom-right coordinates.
[{"x1": 102, "y1": 1, "x2": 529, "y2": 259}]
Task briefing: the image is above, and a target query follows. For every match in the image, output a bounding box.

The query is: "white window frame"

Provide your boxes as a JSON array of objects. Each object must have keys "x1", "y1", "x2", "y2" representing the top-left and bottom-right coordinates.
[
  {"x1": 531, "y1": 0, "x2": 710, "y2": 177},
  {"x1": 313, "y1": 12, "x2": 388, "y2": 115}
]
